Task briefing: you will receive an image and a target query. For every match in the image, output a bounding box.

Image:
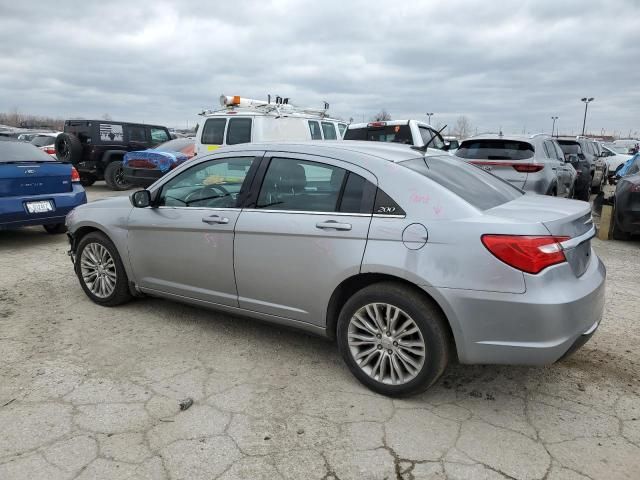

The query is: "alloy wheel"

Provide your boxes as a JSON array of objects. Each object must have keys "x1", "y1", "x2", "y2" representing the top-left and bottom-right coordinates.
[
  {"x1": 80, "y1": 242, "x2": 117, "y2": 298},
  {"x1": 347, "y1": 303, "x2": 426, "y2": 385}
]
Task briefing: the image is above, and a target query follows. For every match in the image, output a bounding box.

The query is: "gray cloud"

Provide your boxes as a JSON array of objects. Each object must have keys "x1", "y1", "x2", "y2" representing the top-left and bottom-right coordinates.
[{"x1": 1, "y1": 0, "x2": 639, "y2": 136}]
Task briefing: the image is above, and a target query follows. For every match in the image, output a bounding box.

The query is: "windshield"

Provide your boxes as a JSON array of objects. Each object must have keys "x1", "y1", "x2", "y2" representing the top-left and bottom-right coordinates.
[
  {"x1": 154, "y1": 138, "x2": 194, "y2": 153},
  {"x1": 344, "y1": 124, "x2": 413, "y2": 145},
  {"x1": 0, "y1": 141, "x2": 57, "y2": 162},
  {"x1": 455, "y1": 139, "x2": 534, "y2": 160},
  {"x1": 401, "y1": 155, "x2": 522, "y2": 210},
  {"x1": 30, "y1": 135, "x2": 56, "y2": 147}
]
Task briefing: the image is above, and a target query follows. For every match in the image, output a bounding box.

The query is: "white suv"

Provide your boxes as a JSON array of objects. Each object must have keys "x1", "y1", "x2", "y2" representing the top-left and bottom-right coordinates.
[{"x1": 196, "y1": 95, "x2": 347, "y2": 155}]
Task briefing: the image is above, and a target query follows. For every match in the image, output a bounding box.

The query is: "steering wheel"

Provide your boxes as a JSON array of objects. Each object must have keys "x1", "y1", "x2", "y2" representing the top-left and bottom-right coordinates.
[{"x1": 183, "y1": 184, "x2": 231, "y2": 206}]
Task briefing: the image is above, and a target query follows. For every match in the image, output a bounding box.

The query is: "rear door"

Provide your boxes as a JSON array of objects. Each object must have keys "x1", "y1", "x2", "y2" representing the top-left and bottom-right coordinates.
[
  {"x1": 544, "y1": 140, "x2": 570, "y2": 197},
  {"x1": 234, "y1": 153, "x2": 376, "y2": 326},
  {"x1": 455, "y1": 139, "x2": 536, "y2": 189}
]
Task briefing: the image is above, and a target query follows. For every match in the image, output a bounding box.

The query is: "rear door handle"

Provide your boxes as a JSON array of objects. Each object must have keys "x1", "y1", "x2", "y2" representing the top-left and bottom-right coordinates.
[
  {"x1": 202, "y1": 214, "x2": 229, "y2": 225},
  {"x1": 316, "y1": 220, "x2": 352, "y2": 231}
]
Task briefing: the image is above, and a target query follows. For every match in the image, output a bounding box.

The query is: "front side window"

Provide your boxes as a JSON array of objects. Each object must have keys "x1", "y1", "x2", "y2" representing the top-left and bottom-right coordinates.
[
  {"x1": 419, "y1": 127, "x2": 433, "y2": 146},
  {"x1": 321, "y1": 122, "x2": 337, "y2": 140},
  {"x1": 158, "y1": 156, "x2": 254, "y2": 208},
  {"x1": 201, "y1": 118, "x2": 226, "y2": 145},
  {"x1": 338, "y1": 123, "x2": 347, "y2": 137},
  {"x1": 150, "y1": 128, "x2": 169, "y2": 146},
  {"x1": 226, "y1": 118, "x2": 252, "y2": 145},
  {"x1": 402, "y1": 156, "x2": 522, "y2": 210},
  {"x1": 308, "y1": 121, "x2": 322, "y2": 140}
]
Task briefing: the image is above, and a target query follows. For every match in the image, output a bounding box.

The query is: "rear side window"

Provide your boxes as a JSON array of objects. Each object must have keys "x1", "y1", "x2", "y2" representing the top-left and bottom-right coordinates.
[
  {"x1": 321, "y1": 122, "x2": 337, "y2": 140},
  {"x1": 402, "y1": 156, "x2": 522, "y2": 210},
  {"x1": 201, "y1": 118, "x2": 226, "y2": 145},
  {"x1": 557, "y1": 141, "x2": 582, "y2": 155},
  {"x1": 456, "y1": 140, "x2": 534, "y2": 160},
  {"x1": 129, "y1": 126, "x2": 146, "y2": 142},
  {"x1": 344, "y1": 125, "x2": 413, "y2": 144},
  {"x1": 338, "y1": 173, "x2": 376, "y2": 214},
  {"x1": 226, "y1": 118, "x2": 252, "y2": 145},
  {"x1": 308, "y1": 121, "x2": 322, "y2": 140},
  {"x1": 374, "y1": 189, "x2": 405, "y2": 216}
]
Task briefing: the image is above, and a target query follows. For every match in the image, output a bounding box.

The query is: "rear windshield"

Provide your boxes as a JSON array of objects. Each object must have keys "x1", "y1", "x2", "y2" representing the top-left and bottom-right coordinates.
[
  {"x1": 344, "y1": 125, "x2": 413, "y2": 145},
  {"x1": 155, "y1": 138, "x2": 194, "y2": 153},
  {"x1": 401, "y1": 156, "x2": 522, "y2": 210},
  {"x1": 30, "y1": 135, "x2": 56, "y2": 147},
  {"x1": 456, "y1": 140, "x2": 534, "y2": 160},
  {"x1": 556, "y1": 141, "x2": 582, "y2": 155},
  {"x1": 0, "y1": 141, "x2": 57, "y2": 162}
]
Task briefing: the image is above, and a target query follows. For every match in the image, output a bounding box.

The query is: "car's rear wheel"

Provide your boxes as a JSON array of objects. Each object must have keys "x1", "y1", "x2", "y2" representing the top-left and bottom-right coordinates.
[
  {"x1": 79, "y1": 174, "x2": 96, "y2": 187},
  {"x1": 104, "y1": 160, "x2": 133, "y2": 191},
  {"x1": 612, "y1": 214, "x2": 631, "y2": 241},
  {"x1": 337, "y1": 282, "x2": 450, "y2": 397},
  {"x1": 75, "y1": 231, "x2": 133, "y2": 306},
  {"x1": 43, "y1": 223, "x2": 66, "y2": 234}
]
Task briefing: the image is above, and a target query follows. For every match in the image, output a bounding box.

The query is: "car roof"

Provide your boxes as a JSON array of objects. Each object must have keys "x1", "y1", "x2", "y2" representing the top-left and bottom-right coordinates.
[
  {"x1": 212, "y1": 140, "x2": 444, "y2": 164},
  {"x1": 199, "y1": 109, "x2": 344, "y2": 122}
]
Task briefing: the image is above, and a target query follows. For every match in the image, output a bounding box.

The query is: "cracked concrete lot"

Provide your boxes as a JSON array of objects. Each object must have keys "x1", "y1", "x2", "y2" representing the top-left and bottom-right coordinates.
[{"x1": 1, "y1": 185, "x2": 639, "y2": 480}]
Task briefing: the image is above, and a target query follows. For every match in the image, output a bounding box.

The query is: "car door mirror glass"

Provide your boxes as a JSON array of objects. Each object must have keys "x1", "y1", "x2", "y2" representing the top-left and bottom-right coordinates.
[{"x1": 131, "y1": 189, "x2": 151, "y2": 208}]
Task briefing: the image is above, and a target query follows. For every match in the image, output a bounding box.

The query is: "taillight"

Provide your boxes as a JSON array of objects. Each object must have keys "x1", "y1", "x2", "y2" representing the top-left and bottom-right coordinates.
[
  {"x1": 71, "y1": 167, "x2": 81, "y2": 183},
  {"x1": 43, "y1": 146, "x2": 56, "y2": 155},
  {"x1": 512, "y1": 164, "x2": 544, "y2": 173},
  {"x1": 481, "y1": 235, "x2": 569, "y2": 274}
]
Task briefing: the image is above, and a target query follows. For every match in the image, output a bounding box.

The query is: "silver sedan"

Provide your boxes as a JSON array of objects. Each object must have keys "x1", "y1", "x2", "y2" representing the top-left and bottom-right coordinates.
[{"x1": 66, "y1": 142, "x2": 605, "y2": 396}]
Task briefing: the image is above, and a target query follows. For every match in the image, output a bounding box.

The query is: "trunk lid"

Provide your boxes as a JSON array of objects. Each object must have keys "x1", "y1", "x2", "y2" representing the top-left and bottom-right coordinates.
[
  {"x1": 0, "y1": 162, "x2": 73, "y2": 197},
  {"x1": 467, "y1": 160, "x2": 528, "y2": 189},
  {"x1": 486, "y1": 194, "x2": 594, "y2": 277}
]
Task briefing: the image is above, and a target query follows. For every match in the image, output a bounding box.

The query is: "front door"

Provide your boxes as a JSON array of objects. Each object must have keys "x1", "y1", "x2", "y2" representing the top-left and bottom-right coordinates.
[
  {"x1": 127, "y1": 154, "x2": 259, "y2": 306},
  {"x1": 234, "y1": 154, "x2": 376, "y2": 326}
]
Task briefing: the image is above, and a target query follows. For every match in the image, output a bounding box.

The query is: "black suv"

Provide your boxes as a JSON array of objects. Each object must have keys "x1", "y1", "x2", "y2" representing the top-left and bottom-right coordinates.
[
  {"x1": 556, "y1": 138, "x2": 592, "y2": 201},
  {"x1": 54, "y1": 120, "x2": 172, "y2": 190}
]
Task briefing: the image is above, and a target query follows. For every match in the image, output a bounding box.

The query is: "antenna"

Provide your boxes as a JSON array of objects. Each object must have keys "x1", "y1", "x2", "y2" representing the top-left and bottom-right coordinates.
[{"x1": 411, "y1": 124, "x2": 448, "y2": 155}]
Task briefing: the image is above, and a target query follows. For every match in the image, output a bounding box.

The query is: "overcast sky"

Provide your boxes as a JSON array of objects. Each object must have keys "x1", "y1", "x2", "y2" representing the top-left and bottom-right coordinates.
[{"x1": 1, "y1": 0, "x2": 639, "y2": 135}]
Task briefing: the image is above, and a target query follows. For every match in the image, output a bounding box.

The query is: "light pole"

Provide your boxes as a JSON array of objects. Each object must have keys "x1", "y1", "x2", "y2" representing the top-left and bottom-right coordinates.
[
  {"x1": 580, "y1": 97, "x2": 594, "y2": 136},
  {"x1": 550, "y1": 117, "x2": 556, "y2": 136},
  {"x1": 426, "y1": 112, "x2": 434, "y2": 124}
]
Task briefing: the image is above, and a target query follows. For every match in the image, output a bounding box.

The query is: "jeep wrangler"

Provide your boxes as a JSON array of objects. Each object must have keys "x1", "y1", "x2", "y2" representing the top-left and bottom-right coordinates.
[{"x1": 54, "y1": 120, "x2": 172, "y2": 190}]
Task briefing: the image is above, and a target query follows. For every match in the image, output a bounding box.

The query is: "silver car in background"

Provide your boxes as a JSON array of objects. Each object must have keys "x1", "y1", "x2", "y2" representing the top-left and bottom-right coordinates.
[
  {"x1": 66, "y1": 142, "x2": 605, "y2": 396},
  {"x1": 455, "y1": 134, "x2": 576, "y2": 197}
]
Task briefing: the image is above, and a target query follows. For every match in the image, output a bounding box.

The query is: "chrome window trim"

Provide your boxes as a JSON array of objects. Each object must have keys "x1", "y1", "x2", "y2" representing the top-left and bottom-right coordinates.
[
  {"x1": 155, "y1": 206, "x2": 243, "y2": 212},
  {"x1": 242, "y1": 209, "x2": 372, "y2": 217}
]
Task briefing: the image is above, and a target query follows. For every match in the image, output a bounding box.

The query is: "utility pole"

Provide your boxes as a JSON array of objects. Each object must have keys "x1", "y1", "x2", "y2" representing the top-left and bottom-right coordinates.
[
  {"x1": 426, "y1": 112, "x2": 434, "y2": 124},
  {"x1": 580, "y1": 97, "x2": 594, "y2": 136},
  {"x1": 551, "y1": 116, "x2": 558, "y2": 136}
]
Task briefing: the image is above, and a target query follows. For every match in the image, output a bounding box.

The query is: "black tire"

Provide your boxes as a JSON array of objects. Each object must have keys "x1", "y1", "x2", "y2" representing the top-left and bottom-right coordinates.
[
  {"x1": 104, "y1": 160, "x2": 132, "y2": 191},
  {"x1": 337, "y1": 282, "x2": 450, "y2": 397},
  {"x1": 55, "y1": 133, "x2": 83, "y2": 164},
  {"x1": 79, "y1": 175, "x2": 96, "y2": 187},
  {"x1": 43, "y1": 223, "x2": 66, "y2": 234},
  {"x1": 75, "y1": 231, "x2": 133, "y2": 306}
]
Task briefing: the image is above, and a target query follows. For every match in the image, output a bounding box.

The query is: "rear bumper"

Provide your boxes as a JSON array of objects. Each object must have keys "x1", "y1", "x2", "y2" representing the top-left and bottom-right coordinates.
[
  {"x1": 123, "y1": 167, "x2": 164, "y2": 187},
  {"x1": 425, "y1": 253, "x2": 606, "y2": 365},
  {"x1": 0, "y1": 184, "x2": 87, "y2": 229}
]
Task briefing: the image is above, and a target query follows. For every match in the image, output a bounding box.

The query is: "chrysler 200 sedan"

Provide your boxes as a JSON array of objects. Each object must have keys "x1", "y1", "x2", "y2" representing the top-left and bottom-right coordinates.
[{"x1": 66, "y1": 142, "x2": 605, "y2": 396}]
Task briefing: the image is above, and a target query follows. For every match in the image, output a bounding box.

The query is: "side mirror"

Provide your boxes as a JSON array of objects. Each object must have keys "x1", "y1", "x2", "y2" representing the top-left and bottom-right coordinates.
[{"x1": 130, "y1": 189, "x2": 152, "y2": 208}]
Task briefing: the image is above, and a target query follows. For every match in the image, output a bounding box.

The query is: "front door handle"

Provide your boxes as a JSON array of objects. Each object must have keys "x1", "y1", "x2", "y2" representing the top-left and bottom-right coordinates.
[
  {"x1": 202, "y1": 214, "x2": 229, "y2": 225},
  {"x1": 316, "y1": 220, "x2": 352, "y2": 231}
]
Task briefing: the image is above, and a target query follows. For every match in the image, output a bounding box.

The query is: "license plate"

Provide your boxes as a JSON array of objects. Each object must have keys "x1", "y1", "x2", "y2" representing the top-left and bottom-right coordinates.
[{"x1": 25, "y1": 200, "x2": 54, "y2": 214}]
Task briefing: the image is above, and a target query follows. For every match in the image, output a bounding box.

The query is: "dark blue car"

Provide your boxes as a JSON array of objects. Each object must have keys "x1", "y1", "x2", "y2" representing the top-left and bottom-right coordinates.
[{"x1": 0, "y1": 140, "x2": 87, "y2": 234}]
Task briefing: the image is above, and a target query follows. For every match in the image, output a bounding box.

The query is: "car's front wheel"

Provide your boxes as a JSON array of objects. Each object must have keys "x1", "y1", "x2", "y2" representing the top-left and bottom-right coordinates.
[
  {"x1": 337, "y1": 282, "x2": 450, "y2": 397},
  {"x1": 75, "y1": 231, "x2": 133, "y2": 306}
]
